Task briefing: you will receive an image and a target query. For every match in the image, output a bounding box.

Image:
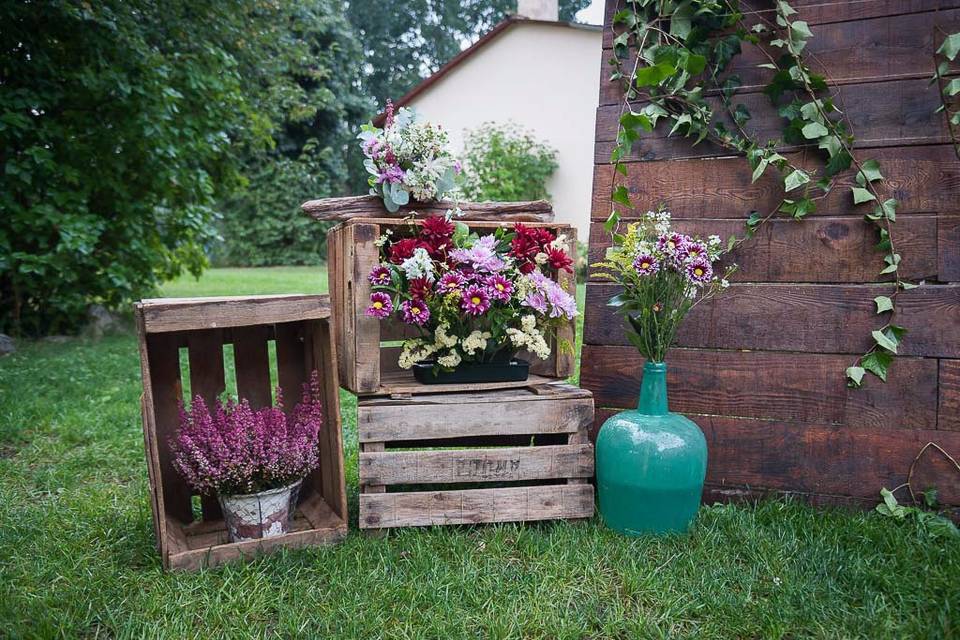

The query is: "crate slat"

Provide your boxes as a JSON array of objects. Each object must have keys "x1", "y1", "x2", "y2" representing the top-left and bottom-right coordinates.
[
  {"x1": 140, "y1": 295, "x2": 329, "y2": 333},
  {"x1": 360, "y1": 444, "x2": 594, "y2": 486},
  {"x1": 233, "y1": 325, "x2": 273, "y2": 409},
  {"x1": 360, "y1": 485, "x2": 595, "y2": 528}
]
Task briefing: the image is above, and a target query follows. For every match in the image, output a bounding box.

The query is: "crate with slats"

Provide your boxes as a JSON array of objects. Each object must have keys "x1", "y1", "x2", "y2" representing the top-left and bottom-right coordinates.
[
  {"x1": 313, "y1": 197, "x2": 578, "y2": 396},
  {"x1": 356, "y1": 382, "x2": 596, "y2": 530},
  {"x1": 135, "y1": 294, "x2": 347, "y2": 571}
]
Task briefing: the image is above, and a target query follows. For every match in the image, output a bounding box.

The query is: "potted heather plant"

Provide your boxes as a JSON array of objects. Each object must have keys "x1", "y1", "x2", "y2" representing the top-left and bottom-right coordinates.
[
  {"x1": 358, "y1": 101, "x2": 461, "y2": 213},
  {"x1": 365, "y1": 216, "x2": 578, "y2": 384},
  {"x1": 171, "y1": 372, "x2": 324, "y2": 543},
  {"x1": 591, "y1": 209, "x2": 735, "y2": 536}
]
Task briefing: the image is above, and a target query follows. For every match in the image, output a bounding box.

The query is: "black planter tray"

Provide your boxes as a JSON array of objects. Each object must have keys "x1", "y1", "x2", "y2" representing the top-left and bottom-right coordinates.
[{"x1": 412, "y1": 358, "x2": 530, "y2": 385}]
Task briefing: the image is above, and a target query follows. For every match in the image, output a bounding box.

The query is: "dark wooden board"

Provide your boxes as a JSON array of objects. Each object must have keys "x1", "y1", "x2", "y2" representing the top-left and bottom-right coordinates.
[
  {"x1": 593, "y1": 408, "x2": 960, "y2": 504},
  {"x1": 940, "y1": 359, "x2": 960, "y2": 430},
  {"x1": 232, "y1": 325, "x2": 273, "y2": 410},
  {"x1": 940, "y1": 215, "x2": 960, "y2": 282},
  {"x1": 583, "y1": 283, "x2": 960, "y2": 357},
  {"x1": 139, "y1": 295, "x2": 329, "y2": 334},
  {"x1": 588, "y1": 216, "x2": 939, "y2": 282},
  {"x1": 580, "y1": 345, "x2": 939, "y2": 429},
  {"x1": 590, "y1": 145, "x2": 960, "y2": 220},
  {"x1": 275, "y1": 322, "x2": 308, "y2": 411},
  {"x1": 599, "y1": 9, "x2": 960, "y2": 105},
  {"x1": 595, "y1": 77, "x2": 946, "y2": 163}
]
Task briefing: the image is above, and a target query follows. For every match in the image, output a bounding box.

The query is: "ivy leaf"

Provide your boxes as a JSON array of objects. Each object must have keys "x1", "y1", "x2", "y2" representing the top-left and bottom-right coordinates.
[
  {"x1": 780, "y1": 197, "x2": 816, "y2": 219},
  {"x1": 947, "y1": 78, "x2": 960, "y2": 97},
  {"x1": 801, "y1": 121, "x2": 829, "y2": 139},
  {"x1": 872, "y1": 329, "x2": 898, "y2": 354},
  {"x1": 880, "y1": 198, "x2": 897, "y2": 221},
  {"x1": 790, "y1": 20, "x2": 813, "y2": 39},
  {"x1": 938, "y1": 32, "x2": 960, "y2": 60},
  {"x1": 604, "y1": 210, "x2": 620, "y2": 233},
  {"x1": 615, "y1": 163, "x2": 627, "y2": 176},
  {"x1": 852, "y1": 187, "x2": 876, "y2": 204},
  {"x1": 825, "y1": 148, "x2": 852, "y2": 176},
  {"x1": 612, "y1": 186, "x2": 631, "y2": 208},
  {"x1": 846, "y1": 366, "x2": 865, "y2": 387},
  {"x1": 880, "y1": 253, "x2": 901, "y2": 274},
  {"x1": 862, "y1": 351, "x2": 892, "y2": 382},
  {"x1": 751, "y1": 158, "x2": 768, "y2": 183},
  {"x1": 746, "y1": 211, "x2": 762, "y2": 229},
  {"x1": 858, "y1": 159, "x2": 884, "y2": 183},
  {"x1": 777, "y1": 1, "x2": 798, "y2": 16},
  {"x1": 620, "y1": 112, "x2": 653, "y2": 132},
  {"x1": 784, "y1": 169, "x2": 810, "y2": 191},
  {"x1": 734, "y1": 104, "x2": 752, "y2": 126},
  {"x1": 874, "y1": 295, "x2": 894, "y2": 313},
  {"x1": 682, "y1": 52, "x2": 707, "y2": 75},
  {"x1": 635, "y1": 62, "x2": 677, "y2": 87},
  {"x1": 727, "y1": 235, "x2": 738, "y2": 252}
]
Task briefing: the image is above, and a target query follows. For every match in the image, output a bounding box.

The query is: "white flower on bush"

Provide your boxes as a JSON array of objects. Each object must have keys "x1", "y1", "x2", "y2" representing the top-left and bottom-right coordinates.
[
  {"x1": 398, "y1": 340, "x2": 437, "y2": 369},
  {"x1": 506, "y1": 315, "x2": 550, "y2": 359},
  {"x1": 462, "y1": 330, "x2": 491, "y2": 356},
  {"x1": 434, "y1": 324, "x2": 459, "y2": 348},
  {"x1": 437, "y1": 351, "x2": 462, "y2": 368},
  {"x1": 400, "y1": 247, "x2": 435, "y2": 282}
]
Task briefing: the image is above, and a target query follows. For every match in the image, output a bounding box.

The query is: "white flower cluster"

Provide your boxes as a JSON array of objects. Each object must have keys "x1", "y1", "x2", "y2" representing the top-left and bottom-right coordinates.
[
  {"x1": 506, "y1": 315, "x2": 550, "y2": 359},
  {"x1": 437, "y1": 351, "x2": 461, "y2": 368},
  {"x1": 645, "y1": 209, "x2": 672, "y2": 235},
  {"x1": 462, "y1": 330, "x2": 491, "y2": 356},
  {"x1": 400, "y1": 247, "x2": 435, "y2": 282},
  {"x1": 434, "y1": 323, "x2": 459, "y2": 348},
  {"x1": 397, "y1": 340, "x2": 437, "y2": 369}
]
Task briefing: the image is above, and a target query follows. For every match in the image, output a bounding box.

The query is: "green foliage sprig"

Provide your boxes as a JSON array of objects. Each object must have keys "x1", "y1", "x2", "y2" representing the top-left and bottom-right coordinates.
[
  {"x1": 933, "y1": 29, "x2": 960, "y2": 161},
  {"x1": 461, "y1": 122, "x2": 560, "y2": 202},
  {"x1": 605, "y1": 0, "x2": 914, "y2": 386}
]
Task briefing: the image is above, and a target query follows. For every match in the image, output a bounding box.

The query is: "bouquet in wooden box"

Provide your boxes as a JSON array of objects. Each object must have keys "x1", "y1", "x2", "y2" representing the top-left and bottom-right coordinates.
[{"x1": 364, "y1": 216, "x2": 578, "y2": 383}]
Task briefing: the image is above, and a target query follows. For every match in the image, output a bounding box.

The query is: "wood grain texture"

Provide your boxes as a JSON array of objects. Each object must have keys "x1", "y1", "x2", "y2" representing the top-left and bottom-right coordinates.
[
  {"x1": 232, "y1": 326, "x2": 273, "y2": 410},
  {"x1": 590, "y1": 146, "x2": 960, "y2": 220},
  {"x1": 588, "y1": 216, "x2": 939, "y2": 282},
  {"x1": 302, "y1": 195, "x2": 554, "y2": 222},
  {"x1": 359, "y1": 444, "x2": 594, "y2": 485},
  {"x1": 601, "y1": 0, "x2": 960, "y2": 48},
  {"x1": 940, "y1": 215, "x2": 960, "y2": 282},
  {"x1": 359, "y1": 485, "x2": 595, "y2": 529},
  {"x1": 940, "y1": 360, "x2": 960, "y2": 430},
  {"x1": 357, "y1": 384, "x2": 594, "y2": 442},
  {"x1": 599, "y1": 9, "x2": 960, "y2": 104},
  {"x1": 593, "y1": 408, "x2": 960, "y2": 503},
  {"x1": 584, "y1": 283, "x2": 960, "y2": 357},
  {"x1": 138, "y1": 295, "x2": 329, "y2": 334},
  {"x1": 594, "y1": 78, "x2": 946, "y2": 163},
  {"x1": 581, "y1": 345, "x2": 938, "y2": 429}
]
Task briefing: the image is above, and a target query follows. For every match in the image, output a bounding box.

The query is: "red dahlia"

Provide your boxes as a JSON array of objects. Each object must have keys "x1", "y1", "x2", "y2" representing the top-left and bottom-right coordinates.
[
  {"x1": 546, "y1": 246, "x2": 573, "y2": 273},
  {"x1": 419, "y1": 216, "x2": 455, "y2": 240},
  {"x1": 389, "y1": 238, "x2": 420, "y2": 264},
  {"x1": 408, "y1": 277, "x2": 432, "y2": 300}
]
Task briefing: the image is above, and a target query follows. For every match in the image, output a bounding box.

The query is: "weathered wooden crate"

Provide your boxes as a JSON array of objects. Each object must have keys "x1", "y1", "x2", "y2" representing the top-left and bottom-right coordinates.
[
  {"x1": 326, "y1": 215, "x2": 578, "y2": 395},
  {"x1": 357, "y1": 382, "x2": 595, "y2": 529},
  {"x1": 135, "y1": 295, "x2": 348, "y2": 571}
]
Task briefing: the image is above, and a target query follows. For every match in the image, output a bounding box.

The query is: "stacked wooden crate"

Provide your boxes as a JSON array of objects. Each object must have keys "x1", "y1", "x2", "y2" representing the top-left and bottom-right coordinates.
[{"x1": 305, "y1": 195, "x2": 596, "y2": 530}]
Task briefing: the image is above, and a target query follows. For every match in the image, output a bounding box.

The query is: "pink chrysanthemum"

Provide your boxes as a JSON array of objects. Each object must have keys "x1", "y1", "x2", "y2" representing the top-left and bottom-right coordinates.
[
  {"x1": 685, "y1": 258, "x2": 713, "y2": 285},
  {"x1": 368, "y1": 265, "x2": 392, "y2": 287},
  {"x1": 656, "y1": 233, "x2": 687, "y2": 255},
  {"x1": 401, "y1": 299, "x2": 430, "y2": 325},
  {"x1": 461, "y1": 285, "x2": 491, "y2": 316},
  {"x1": 633, "y1": 253, "x2": 660, "y2": 276},
  {"x1": 365, "y1": 292, "x2": 393, "y2": 318},
  {"x1": 437, "y1": 271, "x2": 467, "y2": 294},
  {"x1": 484, "y1": 275, "x2": 513, "y2": 302}
]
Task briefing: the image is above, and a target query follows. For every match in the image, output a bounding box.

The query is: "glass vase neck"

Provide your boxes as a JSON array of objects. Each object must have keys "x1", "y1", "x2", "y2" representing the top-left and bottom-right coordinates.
[{"x1": 638, "y1": 361, "x2": 669, "y2": 415}]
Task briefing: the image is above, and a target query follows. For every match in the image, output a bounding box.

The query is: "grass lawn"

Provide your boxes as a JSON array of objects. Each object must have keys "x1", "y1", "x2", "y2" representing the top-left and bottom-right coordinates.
[{"x1": 1, "y1": 268, "x2": 957, "y2": 638}]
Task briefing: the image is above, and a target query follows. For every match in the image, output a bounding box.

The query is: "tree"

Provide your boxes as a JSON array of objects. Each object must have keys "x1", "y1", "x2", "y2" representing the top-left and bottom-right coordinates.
[
  {"x1": 461, "y1": 122, "x2": 559, "y2": 201},
  {"x1": 0, "y1": 0, "x2": 269, "y2": 335},
  {"x1": 345, "y1": 0, "x2": 592, "y2": 108},
  {"x1": 216, "y1": 2, "x2": 371, "y2": 267}
]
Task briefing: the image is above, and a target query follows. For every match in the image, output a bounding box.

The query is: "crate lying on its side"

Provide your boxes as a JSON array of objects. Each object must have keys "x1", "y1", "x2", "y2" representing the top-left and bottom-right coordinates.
[
  {"x1": 357, "y1": 382, "x2": 596, "y2": 530},
  {"x1": 135, "y1": 295, "x2": 348, "y2": 571},
  {"x1": 326, "y1": 215, "x2": 578, "y2": 396}
]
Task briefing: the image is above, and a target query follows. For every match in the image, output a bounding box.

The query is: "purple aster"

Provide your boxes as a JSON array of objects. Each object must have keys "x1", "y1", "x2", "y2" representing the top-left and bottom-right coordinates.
[
  {"x1": 449, "y1": 235, "x2": 505, "y2": 272},
  {"x1": 436, "y1": 271, "x2": 467, "y2": 294},
  {"x1": 365, "y1": 292, "x2": 393, "y2": 318},
  {"x1": 656, "y1": 233, "x2": 687, "y2": 255},
  {"x1": 685, "y1": 258, "x2": 714, "y2": 285},
  {"x1": 632, "y1": 253, "x2": 660, "y2": 276},
  {"x1": 368, "y1": 265, "x2": 392, "y2": 287},
  {"x1": 546, "y1": 285, "x2": 578, "y2": 319},
  {"x1": 484, "y1": 275, "x2": 513, "y2": 302},
  {"x1": 376, "y1": 164, "x2": 405, "y2": 185},
  {"x1": 523, "y1": 291, "x2": 548, "y2": 314},
  {"x1": 461, "y1": 285, "x2": 491, "y2": 316},
  {"x1": 401, "y1": 299, "x2": 430, "y2": 325}
]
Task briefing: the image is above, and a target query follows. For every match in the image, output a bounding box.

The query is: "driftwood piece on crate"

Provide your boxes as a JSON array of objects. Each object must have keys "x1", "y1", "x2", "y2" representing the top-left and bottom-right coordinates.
[
  {"x1": 357, "y1": 382, "x2": 596, "y2": 530},
  {"x1": 302, "y1": 194, "x2": 555, "y2": 222},
  {"x1": 135, "y1": 294, "x2": 348, "y2": 571},
  {"x1": 326, "y1": 219, "x2": 578, "y2": 395}
]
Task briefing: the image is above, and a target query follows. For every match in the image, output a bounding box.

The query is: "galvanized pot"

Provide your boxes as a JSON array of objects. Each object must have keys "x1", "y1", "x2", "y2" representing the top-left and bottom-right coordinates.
[{"x1": 218, "y1": 480, "x2": 302, "y2": 543}]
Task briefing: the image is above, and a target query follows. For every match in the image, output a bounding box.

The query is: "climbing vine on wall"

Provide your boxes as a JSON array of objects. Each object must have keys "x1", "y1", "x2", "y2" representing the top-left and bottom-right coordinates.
[{"x1": 604, "y1": 0, "x2": 916, "y2": 387}]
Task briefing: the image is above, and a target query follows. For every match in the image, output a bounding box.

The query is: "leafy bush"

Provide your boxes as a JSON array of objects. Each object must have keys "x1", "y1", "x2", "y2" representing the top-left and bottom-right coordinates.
[{"x1": 461, "y1": 122, "x2": 559, "y2": 202}]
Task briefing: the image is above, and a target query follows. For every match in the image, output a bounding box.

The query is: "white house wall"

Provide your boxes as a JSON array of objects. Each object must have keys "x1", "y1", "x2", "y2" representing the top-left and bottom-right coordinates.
[{"x1": 405, "y1": 23, "x2": 602, "y2": 236}]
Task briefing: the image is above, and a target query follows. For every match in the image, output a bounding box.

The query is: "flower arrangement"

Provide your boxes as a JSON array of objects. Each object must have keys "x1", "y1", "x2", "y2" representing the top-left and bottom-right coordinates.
[
  {"x1": 358, "y1": 101, "x2": 461, "y2": 213},
  {"x1": 171, "y1": 372, "x2": 323, "y2": 496},
  {"x1": 592, "y1": 209, "x2": 735, "y2": 362},
  {"x1": 365, "y1": 217, "x2": 578, "y2": 373}
]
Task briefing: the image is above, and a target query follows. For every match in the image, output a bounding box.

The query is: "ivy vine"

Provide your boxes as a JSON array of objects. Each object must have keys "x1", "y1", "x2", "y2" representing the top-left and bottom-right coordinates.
[
  {"x1": 933, "y1": 28, "x2": 960, "y2": 161},
  {"x1": 605, "y1": 0, "x2": 917, "y2": 387}
]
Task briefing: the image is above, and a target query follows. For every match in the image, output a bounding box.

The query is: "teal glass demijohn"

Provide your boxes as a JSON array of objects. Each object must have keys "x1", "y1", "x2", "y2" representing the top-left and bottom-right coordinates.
[{"x1": 596, "y1": 361, "x2": 707, "y2": 535}]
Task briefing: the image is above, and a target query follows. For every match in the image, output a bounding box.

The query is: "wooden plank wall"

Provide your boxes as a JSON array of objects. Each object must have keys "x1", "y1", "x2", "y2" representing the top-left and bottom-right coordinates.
[{"x1": 582, "y1": 0, "x2": 960, "y2": 508}]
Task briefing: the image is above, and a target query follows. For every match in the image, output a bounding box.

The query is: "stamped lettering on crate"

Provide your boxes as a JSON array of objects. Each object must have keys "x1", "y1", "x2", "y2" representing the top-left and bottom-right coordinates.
[{"x1": 455, "y1": 456, "x2": 521, "y2": 479}]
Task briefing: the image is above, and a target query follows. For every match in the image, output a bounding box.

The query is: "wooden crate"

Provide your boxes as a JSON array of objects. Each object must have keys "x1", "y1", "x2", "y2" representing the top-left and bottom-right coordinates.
[
  {"x1": 327, "y1": 217, "x2": 579, "y2": 395},
  {"x1": 357, "y1": 382, "x2": 595, "y2": 529},
  {"x1": 135, "y1": 295, "x2": 348, "y2": 571}
]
